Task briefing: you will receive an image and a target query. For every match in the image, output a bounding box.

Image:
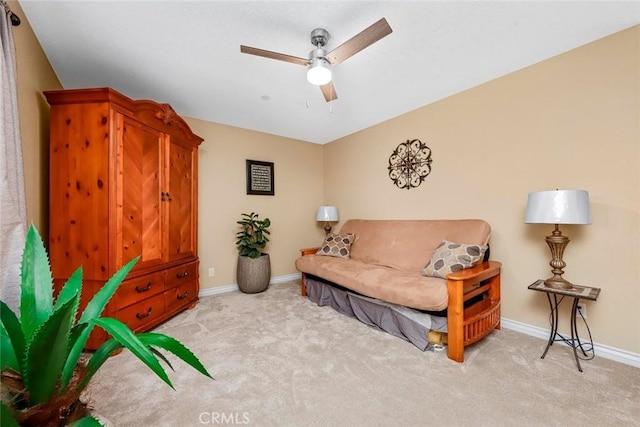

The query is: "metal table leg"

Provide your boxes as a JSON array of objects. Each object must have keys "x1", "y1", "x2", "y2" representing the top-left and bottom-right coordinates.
[
  {"x1": 570, "y1": 298, "x2": 583, "y2": 372},
  {"x1": 541, "y1": 293, "x2": 558, "y2": 359}
]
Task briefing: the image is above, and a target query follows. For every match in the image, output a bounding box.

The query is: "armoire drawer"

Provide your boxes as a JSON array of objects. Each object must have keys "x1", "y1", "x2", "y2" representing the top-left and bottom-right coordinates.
[
  {"x1": 165, "y1": 280, "x2": 198, "y2": 314},
  {"x1": 117, "y1": 271, "x2": 165, "y2": 308},
  {"x1": 117, "y1": 293, "x2": 165, "y2": 331},
  {"x1": 166, "y1": 261, "x2": 199, "y2": 289}
]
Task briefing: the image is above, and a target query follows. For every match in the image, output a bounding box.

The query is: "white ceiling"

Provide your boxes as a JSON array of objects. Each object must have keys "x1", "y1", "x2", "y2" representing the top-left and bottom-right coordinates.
[{"x1": 19, "y1": 1, "x2": 640, "y2": 144}]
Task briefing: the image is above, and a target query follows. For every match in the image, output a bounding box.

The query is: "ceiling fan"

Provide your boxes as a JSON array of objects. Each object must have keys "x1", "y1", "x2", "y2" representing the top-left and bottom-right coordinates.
[{"x1": 240, "y1": 18, "x2": 393, "y2": 102}]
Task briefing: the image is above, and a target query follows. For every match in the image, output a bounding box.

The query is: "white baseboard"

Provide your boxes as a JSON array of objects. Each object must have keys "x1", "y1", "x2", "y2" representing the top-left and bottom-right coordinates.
[
  {"x1": 199, "y1": 281, "x2": 639, "y2": 369},
  {"x1": 199, "y1": 283, "x2": 238, "y2": 297},
  {"x1": 270, "y1": 273, "x2": 302, "y2": 284},
  {"x1": 198, "y1": 273, "x2": 301, "y2": 298},
  {"x1": 501, "y1": 318, "x2": 640, "y2": 368}
]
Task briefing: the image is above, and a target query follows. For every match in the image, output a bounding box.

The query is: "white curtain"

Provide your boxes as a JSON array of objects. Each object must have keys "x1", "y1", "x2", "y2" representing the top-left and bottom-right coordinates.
[{"x1": 0, "y1": 4, "x2": 26, "y2": 312}]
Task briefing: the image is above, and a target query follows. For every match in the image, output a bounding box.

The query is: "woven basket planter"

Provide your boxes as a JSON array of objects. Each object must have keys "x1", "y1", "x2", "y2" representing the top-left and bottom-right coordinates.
[{"x1": 237, "y1": 254, "x2": 271, "y2": 293}]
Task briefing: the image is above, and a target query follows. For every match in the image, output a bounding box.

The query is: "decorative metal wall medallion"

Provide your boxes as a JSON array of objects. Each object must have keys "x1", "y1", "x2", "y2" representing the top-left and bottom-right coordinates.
[{"x1": 387, "y1": 139, "x2": 433, "y2": 189}]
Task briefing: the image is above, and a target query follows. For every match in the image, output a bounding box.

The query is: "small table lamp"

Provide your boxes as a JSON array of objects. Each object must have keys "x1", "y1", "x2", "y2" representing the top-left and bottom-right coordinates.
[
  {"x1": 525, "y1": 189, "x2": 591, "y2": 289},
  {"x1": 316, "y1": 206, "x2": 339, "y2": 235}
]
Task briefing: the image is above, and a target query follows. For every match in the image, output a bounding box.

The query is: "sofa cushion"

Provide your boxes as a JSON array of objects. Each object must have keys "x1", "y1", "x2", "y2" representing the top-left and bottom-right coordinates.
[
  {"x1": 422, "y1": 240, "x2": 488, "y2": 279},
  {"x1": 339, "y1": 219, "x2": 491, "y2": 273},
  {"x1": 316, "y1": 233, "x2": 355, "y2": 258},
  {"x1": 296, "y1": 255, "x2": 448, "y2": 311}
]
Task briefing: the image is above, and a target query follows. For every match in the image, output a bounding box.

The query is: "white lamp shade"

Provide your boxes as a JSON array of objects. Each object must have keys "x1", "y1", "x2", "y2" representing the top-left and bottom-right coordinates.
[
  {"x1": 316, "y1": 206, "x2": 339, "y2": 222},
  {"x1": 525, "y1": 190, "x2": 591, "y2": 225},
  {"x1": 307, "y1": 58, "x2": 332, "y2": 86}
]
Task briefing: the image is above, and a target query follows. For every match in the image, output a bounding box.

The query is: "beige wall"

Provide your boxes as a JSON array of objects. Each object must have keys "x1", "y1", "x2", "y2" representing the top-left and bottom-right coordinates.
[
  {"x1": 184, "y1": 119, "x2": 325, "y2": 290},
  {"x1": 11, "y1": 0, "x2": 62, "y2": 234},
  {"x1": 324, "y1": 26, "x2": 640, "y2": 353}
]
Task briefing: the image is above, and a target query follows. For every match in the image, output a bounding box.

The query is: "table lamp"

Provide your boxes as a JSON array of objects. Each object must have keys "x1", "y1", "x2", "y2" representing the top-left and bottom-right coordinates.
[
  {"x1": 316, "y1": 206, "x2": 339, "y2": 235},
  {"x1": 525, "y1": 189, "x2": 591, "y2": 289}
]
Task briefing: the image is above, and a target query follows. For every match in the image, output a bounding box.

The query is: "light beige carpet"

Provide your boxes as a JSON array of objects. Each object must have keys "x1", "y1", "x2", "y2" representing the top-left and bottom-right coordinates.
[{"x1": 88, "y1": 281, "x2": 639, "y2": 426}]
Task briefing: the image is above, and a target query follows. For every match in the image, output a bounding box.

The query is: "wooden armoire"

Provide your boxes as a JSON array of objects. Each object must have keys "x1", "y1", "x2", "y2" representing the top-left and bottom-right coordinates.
[{"x1": 45, "y1": 87, "x2": 203, "y2": 349}]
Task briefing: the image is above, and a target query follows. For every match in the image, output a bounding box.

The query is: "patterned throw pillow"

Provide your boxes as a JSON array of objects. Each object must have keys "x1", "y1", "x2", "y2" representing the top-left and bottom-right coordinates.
[
  {"x1": 316, "y1": 233, "x2": 356, "y2": 258},
  {"x1": 422, "y1": 240, "x2": 488, "y2": 279}
]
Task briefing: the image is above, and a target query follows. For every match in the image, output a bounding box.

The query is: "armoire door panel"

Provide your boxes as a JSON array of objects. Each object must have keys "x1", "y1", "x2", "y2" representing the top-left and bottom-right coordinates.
[
  {"x1": 118, "y1": 115, "x2": 164, "y2": 270},
  {"x1": 48, "y1": 103, "x2": 111, "y2": 281},
  {"x1": 167, "y1": 140, "x2": 197, "y2": 261}
]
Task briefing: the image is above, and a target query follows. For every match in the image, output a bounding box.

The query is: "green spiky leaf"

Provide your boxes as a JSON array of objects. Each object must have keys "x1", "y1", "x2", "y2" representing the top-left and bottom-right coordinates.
[
  {"x1": 92, "y1": 317, "x2": 173, "y2": 388},
  {"x1": 58, "y1": 323, "x2": 89, "y2": 391},
  {"x1": 23, "y1": 295, "x2": 78, "y2": 405},
  {"x1": 20, "y1": 224, "x2": 54, "y2": 343},
  {"x1": 61, "y1": 256, "x2": 138, "y2": 389},
  {"x1": 137, "y1": 332, "x2": 213, "y2": 379},
  {"x1": 0, "y1": 301, "x2": 25, "y2": 373},
  {"x1": 82, "y1": 338, "x2": 124, "y2": 390},
  {"x1": 80, "y1": 329, "x2": 212, "y2": 392},
  {"x1": 67, "y1": 417, "x2": 103, "y2": 427},
  {"x1": 0, "y1": 322, "x2": 19, "y2": 372},
  {"x1": 0, "y1": 401, "x2": 20, "y2": 427},
  {"x1": 54, "y1": 266, "x2": 83, "y2": 312},
  {"x1": 149, "y1": 346, "x2": 175, "y2": 372},
  {"x1": 79, "y1": 257, "x2": 139, "y2": 324},
  {"x1": 53, "y1": 267, "x2": 84, "y2": 391}
]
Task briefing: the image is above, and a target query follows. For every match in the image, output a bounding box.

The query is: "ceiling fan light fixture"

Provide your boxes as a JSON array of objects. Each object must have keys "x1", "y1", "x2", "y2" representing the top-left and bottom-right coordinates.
[
  {"x1": 307, "y1": 57, "x2": 332, "y2": 86},
  {"x1": 241, "y1": 18, "x2": 392, "y2": 101}
]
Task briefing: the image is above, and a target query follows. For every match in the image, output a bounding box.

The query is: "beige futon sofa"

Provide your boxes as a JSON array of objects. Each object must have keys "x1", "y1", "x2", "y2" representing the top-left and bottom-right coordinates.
[{"x1": 295, "y1": 219, "x2": 502, "y2": 362}]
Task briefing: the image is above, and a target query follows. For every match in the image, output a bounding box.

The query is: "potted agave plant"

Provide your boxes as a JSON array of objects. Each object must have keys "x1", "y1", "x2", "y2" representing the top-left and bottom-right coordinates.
[
  {"x1": 235, "y1": 212, "x2": 271, "y2": 294},
  {"x1": 0, "y1": 225, "x2": 212, "y2": 426}
]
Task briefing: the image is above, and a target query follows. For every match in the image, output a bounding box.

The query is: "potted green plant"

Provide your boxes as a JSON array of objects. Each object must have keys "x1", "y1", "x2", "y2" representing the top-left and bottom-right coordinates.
[
  {"x1": 235, "y1": 212, "x2": 271, "y2": 293},
  {"x1": 0, "y1": 225, "x2": 212, "y2": 426}
]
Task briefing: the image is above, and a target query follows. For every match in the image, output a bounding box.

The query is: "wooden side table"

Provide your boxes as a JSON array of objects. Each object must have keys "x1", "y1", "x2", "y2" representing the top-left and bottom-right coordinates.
[{"x1": 528, "y1": 280, "x2": 601, "y2": 372}]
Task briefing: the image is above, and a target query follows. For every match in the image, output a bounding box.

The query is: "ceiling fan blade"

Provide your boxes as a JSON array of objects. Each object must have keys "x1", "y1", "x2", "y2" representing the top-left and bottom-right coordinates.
[
  {"x1": 240, "y1": 45, "x2": 308, "y2": 66},
  {"x1": 326, "y1": 18, "x2": 392, "y2": 66},
  {"x1": 320, "y1": 81, "x2": 338, "y2": 103}
]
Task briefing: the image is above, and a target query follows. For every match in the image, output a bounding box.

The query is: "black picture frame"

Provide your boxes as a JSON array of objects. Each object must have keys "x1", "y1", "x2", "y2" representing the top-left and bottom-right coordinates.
[{"x1": 246, "y1": 160, "x2": 274, "y2": 196}]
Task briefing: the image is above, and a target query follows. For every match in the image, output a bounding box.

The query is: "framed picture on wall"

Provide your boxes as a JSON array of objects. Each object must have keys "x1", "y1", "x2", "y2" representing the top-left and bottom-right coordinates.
[{"x1": 246, "y1": 160, "x2": 274, "y2": 196}]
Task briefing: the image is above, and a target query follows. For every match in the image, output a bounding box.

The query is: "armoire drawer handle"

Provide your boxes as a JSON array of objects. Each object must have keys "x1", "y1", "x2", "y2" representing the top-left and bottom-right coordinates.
[
  {"x1": 176, "y1": 271, "x2": 188, "y2": 279},
  {"x1": 136, "y1": 307, "x2": 152, "y2": 319},
  {"x1": 177, "y1": 291, "x2": 189, "y2": 300},
  {"x1": 135, "y1": 282, "x2": 152, "y2": 293}
]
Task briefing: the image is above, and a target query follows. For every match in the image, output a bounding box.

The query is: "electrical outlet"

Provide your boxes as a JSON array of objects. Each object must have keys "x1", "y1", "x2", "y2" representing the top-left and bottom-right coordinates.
[
  {"x1": 576, "y1": 303, "x2": 587, "y2": 319},
  {"x1": 208, "y1": 267, "x2": 215, "y2": 277}
]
